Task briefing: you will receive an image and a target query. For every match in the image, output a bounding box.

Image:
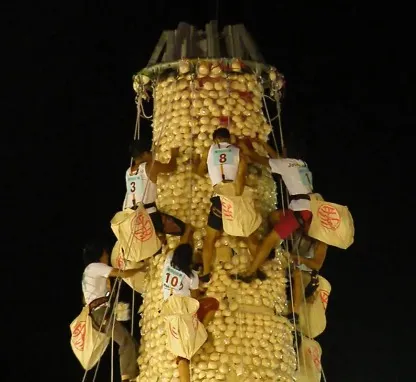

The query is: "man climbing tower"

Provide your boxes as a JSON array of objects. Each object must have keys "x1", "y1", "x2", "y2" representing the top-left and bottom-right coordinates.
[
  {"x1": 123, "y1": 140, "x2": 186, "y2": 237},
  {"x1": 238, "y1": 139, "x2": 314, "y2": 282},
  {"x1": 82, "y1": 240, "x2": 143, "y2": 381},
  {"x1": 196, "y1": 128, "x2": 249, "y2": 283},
  {"x1": 161, "y1": 225, "x2": 218, "y2": 382},
  {"x1": 287, "y1": 232, "x2": 328, "y2": 324}
]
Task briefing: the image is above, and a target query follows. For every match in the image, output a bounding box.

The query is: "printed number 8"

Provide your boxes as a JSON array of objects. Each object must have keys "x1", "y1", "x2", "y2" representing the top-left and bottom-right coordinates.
[
  {"x1": 130, "y1": 182, "x2": 136, "y2": 192},
  {"x1": 219, "y1": 153, "x2": 227, "y2": 163}
]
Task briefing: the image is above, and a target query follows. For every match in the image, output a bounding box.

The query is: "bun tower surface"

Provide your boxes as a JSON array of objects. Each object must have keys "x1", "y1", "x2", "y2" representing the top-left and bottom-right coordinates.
[{"x1": 129, "y1": 21, "x2": 324, "y2": 382}]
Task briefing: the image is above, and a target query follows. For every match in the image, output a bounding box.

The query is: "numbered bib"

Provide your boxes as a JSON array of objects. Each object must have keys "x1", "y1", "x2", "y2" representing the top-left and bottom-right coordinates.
[
  {"x1": 162, "y1": 265, "x2": 185, "y2": 294},
  {"x1": 299, "y1": 166, "x2": 313, "y2": 189},
  {"x1": 127, "y1": 174, "x2": 144, "y2": 198},
  {"x1": 213, "y1": 148, "x2": 235, "y2": 165}
]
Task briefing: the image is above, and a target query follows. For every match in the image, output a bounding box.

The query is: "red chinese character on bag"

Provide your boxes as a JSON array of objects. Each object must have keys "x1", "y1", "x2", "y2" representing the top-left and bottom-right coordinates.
[
  {"x1": 131, "y1": 211, "x2": 153, "y2": 242},
  {"x1": 222, "y1": 200, "x2": 234, "y2": 220},
  {"x1": 116, "y1": 253, "x2": 125, "y2": 269},
  {"x1": 307, "y1": 346, "x2": 321, "y2": 370},
  {"x1": 72, "y1": 321, "x2": 86, "y2": 351},
  {"x1": 317, "y1": 204, "x2": 341, "y2": 230},
  {"x1": 169, "y1": 323, "x2": 179, "y2": 339},
  {"x1": 320, "y1": 290, "x2": 329, "y2": 310}
]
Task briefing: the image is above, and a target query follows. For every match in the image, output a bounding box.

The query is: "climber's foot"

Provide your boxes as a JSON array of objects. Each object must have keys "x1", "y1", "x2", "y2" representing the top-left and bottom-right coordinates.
[{"x1": 200, "y1": 273, "x2": 211, "y2": 285}]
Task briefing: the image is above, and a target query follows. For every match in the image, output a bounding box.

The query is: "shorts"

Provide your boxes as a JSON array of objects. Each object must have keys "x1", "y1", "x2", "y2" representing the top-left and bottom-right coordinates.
[
  {"x1": 273, "y1": 209, "x2": 312, "y2": 240},
  {"x1": 149, "y1": 210, "x2": 185, "y2": 236},
  {"x1": 207, "y1": 196, "x2": 223, "y2": 231}
]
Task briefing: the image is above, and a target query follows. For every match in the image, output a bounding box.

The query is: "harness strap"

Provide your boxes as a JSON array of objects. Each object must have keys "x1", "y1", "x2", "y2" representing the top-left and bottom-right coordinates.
[{"x1": 289, "y1": 194, "x2": 311, "y2": 202}]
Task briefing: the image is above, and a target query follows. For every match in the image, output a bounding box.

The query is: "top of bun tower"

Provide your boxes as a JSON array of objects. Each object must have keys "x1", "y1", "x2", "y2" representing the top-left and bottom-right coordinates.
[{"x1": 132, "y1": 21, "x2": 285, "y2": 99}]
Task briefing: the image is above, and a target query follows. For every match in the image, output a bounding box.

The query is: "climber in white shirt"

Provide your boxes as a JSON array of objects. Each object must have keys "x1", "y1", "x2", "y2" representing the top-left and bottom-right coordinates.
[
  {"x1": 287, "y1": 232, "x2": 328, "y2": 325},
  {"x1": 195, "y1": 128, "x2": 248, "y2": 283},
  {"x1": 81, "y1": 240, "x2": 144, "y2": 381},
  {"x1": 238, "y1": 139, "x2": 315, "y2": 282},
  {"x1": 161, "y1": 225, "x2": 218, "y2": 382},
  {"x1": 123, "y1": 140, "x2": 186, "y2": 238}
]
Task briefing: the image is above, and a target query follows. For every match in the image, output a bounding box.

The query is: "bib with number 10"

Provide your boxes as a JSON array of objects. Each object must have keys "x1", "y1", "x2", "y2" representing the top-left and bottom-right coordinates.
[
  {"x1": 163, "y1": 265, "x2": 185, "y2": 292},
  {"x1": 213, "y1": 148, "x2": 235, "y2": 165}
]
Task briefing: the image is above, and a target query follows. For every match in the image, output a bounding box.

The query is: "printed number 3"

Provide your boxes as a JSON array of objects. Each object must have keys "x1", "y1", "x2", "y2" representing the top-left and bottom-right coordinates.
[
  {"x1": 219, "y1": 153, "x2": 227, "y2": 163},
  {"x1": 130, "y1": 182, "x2": 136, "y2": 192}
]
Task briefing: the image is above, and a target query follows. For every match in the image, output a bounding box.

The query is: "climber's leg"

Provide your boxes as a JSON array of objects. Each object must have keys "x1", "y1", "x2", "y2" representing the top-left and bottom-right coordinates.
[
  {"x1": 268, "y1": 209, "x2": 283, "y2": 227},
  {"x1": 291, "y1": 268, "x2": 303, "y2": 315},
  {"x1": 202, "y1": 310, "x2": 216, "y2": 327},
  {"x1": 201, "y1": 196, "x2": 222, "y2": 281},
  {"x1": 246, "y1": 231, "x2": 259, "y2": 256},
  {"x1": 247, "y1": 229, "x2": 281, "y2": 275},
  {"x1": 113, "y1": 320, "x2": 139, "y2": 381},
  {"x1": 240, "y1": 210, "x2": 312, "y2": 282},
  {"x1": 201, "y1": 226, "x2": 220, "y2": 281},
  {"x1": 177, "y1": 357, "x2": 191, "y2": 382}
]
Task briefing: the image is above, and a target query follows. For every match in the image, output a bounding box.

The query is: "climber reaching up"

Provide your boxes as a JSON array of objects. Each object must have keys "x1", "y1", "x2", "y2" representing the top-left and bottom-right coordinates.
[
  {"x1": 123, "y1": 140, "x2": 186, "y2": 238},
  {"x1": 82, "y1": 240, "x2": 143, "y2": 381},
  {"x1": 199, "y1": 128, "x2": 249, "y2": 283},
  {"x1": 286, "y1": 232, "x2": 328, "y2": 324},
  {"x1": 161, "y1": 225, "x2": 219, "y2": 382},
  {"x1": 238, "y1": 139, "x2": 315, "y2": 282}
]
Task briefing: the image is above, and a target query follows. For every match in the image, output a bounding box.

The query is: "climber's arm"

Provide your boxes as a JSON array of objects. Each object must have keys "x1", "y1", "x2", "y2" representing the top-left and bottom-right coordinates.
[{"x1": 148, "y1": 148, "x2": 180, "y2": 181}]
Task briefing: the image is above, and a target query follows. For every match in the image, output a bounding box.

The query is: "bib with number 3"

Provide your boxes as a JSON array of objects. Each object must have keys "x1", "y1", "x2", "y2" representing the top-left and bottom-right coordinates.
[
  {"x1": 127, "y1": 174, "x2": 143, "y2": 197},
  {"x1": 162, "y1": 265, "x2": 185, "y2": 293},
  {"x1": 213, "y1": 148, "x2": 235, "y2": 165},
  {"x1": 299, "y1": 166, "x2": 313, "y2": 189}
]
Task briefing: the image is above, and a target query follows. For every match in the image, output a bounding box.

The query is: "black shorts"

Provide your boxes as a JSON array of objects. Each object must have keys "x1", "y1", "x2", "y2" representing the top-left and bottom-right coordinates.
[
  {"x1": 207, "y1": 196, "x2": 223, "y2": 231},
  {"x1": 149, "y1": 210, "x2": 185, "y2": 236}
]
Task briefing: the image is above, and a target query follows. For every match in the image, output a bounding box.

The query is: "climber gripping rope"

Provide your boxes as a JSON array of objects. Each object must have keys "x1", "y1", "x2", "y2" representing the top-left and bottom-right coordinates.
[
  {"x1": 238, "y1": 139, "x2": 315, "y2": 282},
  {"x1": 123, "y1": 140, "x2": 186, "y2": 238},
  {"x1": 161, "y1": 225, "x2": 219, "y2": 382},
  {"x1": 81, "y1": 240, "x2": 143, "y2": 381},
  {"x1": 286, "y1": 232, "x2": 328, "y2": 325}
]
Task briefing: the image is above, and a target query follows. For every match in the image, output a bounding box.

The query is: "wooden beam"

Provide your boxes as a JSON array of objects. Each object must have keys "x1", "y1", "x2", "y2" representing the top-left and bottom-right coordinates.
[
  {"x1": 147, "y1": 31, "x2": 167, "y2": 66},
  {"x1": 237, "y1": 24, "x2": 265, "y2": 62}
]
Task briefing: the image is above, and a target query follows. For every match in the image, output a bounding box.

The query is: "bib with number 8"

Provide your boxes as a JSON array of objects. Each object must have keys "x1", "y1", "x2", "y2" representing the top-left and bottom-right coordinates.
[
  {"x1": 299, "y1": 166, "x2": 313, "y2": 189},
  {"x1": 213, "y1": 148, "x2": 235, "y2": 165},
  {"x1": 163, "y1": 265, "x2": 185, "y2": 292}
]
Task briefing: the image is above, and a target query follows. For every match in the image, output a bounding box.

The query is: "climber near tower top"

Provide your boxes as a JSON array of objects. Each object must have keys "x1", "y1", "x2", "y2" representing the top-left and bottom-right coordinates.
[
  {"x1": 238, "y1": 138, "x2": 315, "y2": 282},
  {"x1": 123, "y1": 139, "x2": 186, "y2": 237}
]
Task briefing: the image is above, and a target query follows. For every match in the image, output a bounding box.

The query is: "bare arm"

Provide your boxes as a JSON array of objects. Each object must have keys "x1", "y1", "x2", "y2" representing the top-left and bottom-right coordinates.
[
  {"x1": 109, "y1": 265, "x2": 144, "y2": 279},
  {"x1": 294, "y1": 241, "x2": 328, "y2": 271},
  {"x1": 234, "y1": 151, "x2": 248, "y2": 196},
  {"x1": 192, "y1": 152, "x2": 208, "y2": 177},
  {"x1": 262, "y1": 141, "x2": 279, "y2": 159},
  {"x1": 179, "y1": 225, "x2": 193, "y2": 245},
  {"x1": 148, "y1": 147, "x2": 179, "y2": 181}
]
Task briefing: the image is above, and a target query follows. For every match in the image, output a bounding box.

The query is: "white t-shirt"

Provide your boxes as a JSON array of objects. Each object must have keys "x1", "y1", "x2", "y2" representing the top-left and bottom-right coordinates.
[
  {"x1": 161, "y1": 255, "x2": 199, "y2": 300},
  {"x1": 269, "y1": 158, "x2": 313, "y2": 211},
  {"x1": 123, "y1": 162, "x2": 157, "y2": 209},
  {"x1": 82, "y1": 263, "x2": 113, "y2": 305},
  {"x1": 207, "y1": 142, "x2": 240, "y2": 186}
]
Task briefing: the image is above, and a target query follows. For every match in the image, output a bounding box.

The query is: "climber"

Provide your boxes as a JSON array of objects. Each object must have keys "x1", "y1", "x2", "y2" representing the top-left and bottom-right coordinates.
[
  {"x1": 123, "y1": 139, "x2": 186, "y2": 238},
  {"x1": 196, "y1": 127, "x2": 249, "y2": 283},
  {"x1": 287, "y1": 232, "x2": 328, "y2": 324},
  {"x1": 82, "y1": 240, "x2": 143, "y2": 382},
  {"x1": 238, "y1": 139, "x2": 314, "y2": 282},
  {"x1": 162, "y1": 225, "x2": 218, "y2": 382}
]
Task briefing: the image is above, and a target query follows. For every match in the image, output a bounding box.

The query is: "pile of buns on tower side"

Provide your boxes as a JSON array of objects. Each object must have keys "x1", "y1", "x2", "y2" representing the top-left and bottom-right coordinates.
[{"x1": 134, "y1": 62, "x2": 320, "y2": 382}]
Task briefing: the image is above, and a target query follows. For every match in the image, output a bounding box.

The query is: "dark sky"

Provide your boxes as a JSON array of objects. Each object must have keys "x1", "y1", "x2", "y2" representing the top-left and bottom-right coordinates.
[{"x1": 4, "y1": 1, "x2": 411, "y2": 381}]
